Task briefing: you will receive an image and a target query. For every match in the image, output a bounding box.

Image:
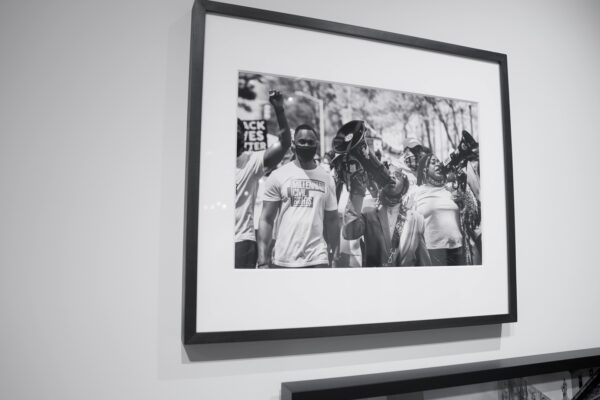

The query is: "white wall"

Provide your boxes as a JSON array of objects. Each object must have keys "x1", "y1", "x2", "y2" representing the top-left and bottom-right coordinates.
[{"x1": 1, "y1": 0, "x2": 599, "y2": 399}]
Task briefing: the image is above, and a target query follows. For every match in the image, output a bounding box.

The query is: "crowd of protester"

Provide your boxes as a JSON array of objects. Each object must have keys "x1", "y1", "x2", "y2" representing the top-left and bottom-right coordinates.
[{"x1": 235, "y1": 91, "x2": 481, "y2": 268}]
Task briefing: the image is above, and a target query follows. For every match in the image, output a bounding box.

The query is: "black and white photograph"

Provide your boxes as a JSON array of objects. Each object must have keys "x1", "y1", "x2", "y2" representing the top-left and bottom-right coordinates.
[
  {"x1": 235, "y1": 71, "x2": 482, "y2": 269},
  {"x1": 186, "y1": 2, "x2": 515, "y2": 342},
  {"x1": 361, "y1": 367, "x2": 600, "y2": 400}
]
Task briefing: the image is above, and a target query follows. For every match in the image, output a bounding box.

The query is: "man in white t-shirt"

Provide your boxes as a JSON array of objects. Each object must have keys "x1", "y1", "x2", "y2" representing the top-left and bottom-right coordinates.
[
  {"x1": 235, "y1": 91, "x2": 291, "y2": 268},
  {"x1": 257, "y1": 125, "x2": 339, "y2": 268}
]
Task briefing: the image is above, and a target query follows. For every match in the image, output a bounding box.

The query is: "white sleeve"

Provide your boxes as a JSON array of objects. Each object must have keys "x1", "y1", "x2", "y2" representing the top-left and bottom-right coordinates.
[
  {"x1": 262, "y1": 173, "x2": 281, "y2": 202},
  {"x1": 252, "y1": 150, "x2": 266, "y2": 177}
]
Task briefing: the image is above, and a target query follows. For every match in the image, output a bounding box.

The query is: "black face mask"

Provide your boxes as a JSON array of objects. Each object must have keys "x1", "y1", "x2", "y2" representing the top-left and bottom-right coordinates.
[{"x1": 295, "y1": 145, "x2": 317, "y2": 162}]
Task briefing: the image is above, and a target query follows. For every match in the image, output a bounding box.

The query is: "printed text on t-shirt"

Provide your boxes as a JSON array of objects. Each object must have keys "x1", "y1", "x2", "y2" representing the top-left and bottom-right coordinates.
[{"x1": 288, "y1": 179, "x2": 325, "y2": 208}]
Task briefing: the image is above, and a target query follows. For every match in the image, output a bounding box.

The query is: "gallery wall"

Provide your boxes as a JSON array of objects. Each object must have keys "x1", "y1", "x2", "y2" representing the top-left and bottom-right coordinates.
[{"x1": 1, "y1": 0, "x2": 599, "y2": 399}]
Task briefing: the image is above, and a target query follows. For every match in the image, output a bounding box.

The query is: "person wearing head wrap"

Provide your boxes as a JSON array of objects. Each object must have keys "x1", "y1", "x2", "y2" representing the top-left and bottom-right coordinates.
[
  {"x1": 413, "y1": 154, "x2": 465, "y2": 266},
  {"x1": 342, "y1": 166, "x2": 431, "y2": 267},
  {"x1": 398, "y1": 138, "x2": 432, "y2": 210},
  {"x1": 401, "y1": 137, "x2": 432, "y2": 175}
]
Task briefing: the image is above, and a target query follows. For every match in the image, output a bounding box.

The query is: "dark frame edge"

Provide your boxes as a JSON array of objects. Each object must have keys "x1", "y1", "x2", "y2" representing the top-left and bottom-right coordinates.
[
  {"x1": 203, "y1": 0, "x2": 506, "y2": 63},
  {"x1": 282, "y1": 349, "x2": 600, "y2": 400},
  {"x1": 186, "y1": 313, "x2": 513, "y2": 344},
  {"x1": 183, "y1": 0, "x2": 517, "y2": 345},
  {"x1": 498, "y1": 54, "x2": 518, "y2": 323},
  {"x1": 182, "y1": 0, "x2": 207, "y2": 345}
]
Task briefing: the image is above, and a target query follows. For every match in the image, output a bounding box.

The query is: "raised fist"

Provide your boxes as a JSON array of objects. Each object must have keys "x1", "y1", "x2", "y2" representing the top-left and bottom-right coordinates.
[{"x1": 268, "y1": 90, "x2": 284, "y2": 111}]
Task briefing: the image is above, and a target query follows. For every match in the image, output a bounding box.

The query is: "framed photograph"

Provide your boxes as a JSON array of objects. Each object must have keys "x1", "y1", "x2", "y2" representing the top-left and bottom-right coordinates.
[
  {"x1": 183, "y1": 0, "x2": 516, "y2": 343},
  {"x1": 281, "y1": 349, "x2": 600, "y2": 400}
]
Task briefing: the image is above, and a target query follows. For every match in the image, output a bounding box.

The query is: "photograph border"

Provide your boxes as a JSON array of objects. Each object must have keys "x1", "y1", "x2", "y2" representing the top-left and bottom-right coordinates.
[{"x1": 183, "y1": 0, "x2": 516, "y2": 344}]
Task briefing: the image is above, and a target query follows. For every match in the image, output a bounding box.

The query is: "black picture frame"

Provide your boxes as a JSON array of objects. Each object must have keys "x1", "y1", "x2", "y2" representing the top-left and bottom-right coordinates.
[
  {"x1": 183, "y1": 0, "x2": 516, "y2": 344},
  {"x1": 281, "y1": 349, "x2": 600, "y2": 400}
]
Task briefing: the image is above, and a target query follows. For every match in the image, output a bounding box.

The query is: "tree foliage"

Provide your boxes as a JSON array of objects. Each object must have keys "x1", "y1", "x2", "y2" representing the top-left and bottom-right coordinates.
[{"x1": 238, "y1": 72, "x2": 479, "y2": 160}]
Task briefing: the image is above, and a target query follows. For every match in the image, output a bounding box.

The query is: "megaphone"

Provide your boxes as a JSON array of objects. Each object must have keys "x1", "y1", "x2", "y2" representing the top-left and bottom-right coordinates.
[
  {"x1": 331, "y1": 120, "x2": 394, "y2": 190},
  {"x1": 441, "y1": 130, "x2": 479, "y2": 175}
]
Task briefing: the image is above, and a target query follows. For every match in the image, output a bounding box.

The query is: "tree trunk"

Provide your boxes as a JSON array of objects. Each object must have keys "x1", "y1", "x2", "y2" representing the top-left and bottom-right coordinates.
[
  {"x1": 446, "y1": 100, "x2": 460, "y2": 147},
  {"x1": 425, "y1": 97, "x2": 456, "y2": 149},
  {"x1": 424, "y1": 118, "x2": 433, "y2": 150}
]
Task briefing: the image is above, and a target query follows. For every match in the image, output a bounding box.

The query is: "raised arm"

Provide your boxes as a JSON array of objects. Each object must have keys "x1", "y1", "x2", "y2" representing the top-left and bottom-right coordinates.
[
  {"x1": 263, "y1": 90, "x2": 292, "y2": 170},
  {"x1": 323, "y1": 210, "x2": 340, "y2": 266},
  {"x1": 342, "y1": 193, "x2": 366, "y2": 240},
  {"x1": 257, "y1": 200, "x2": 280, "y2": 268}
]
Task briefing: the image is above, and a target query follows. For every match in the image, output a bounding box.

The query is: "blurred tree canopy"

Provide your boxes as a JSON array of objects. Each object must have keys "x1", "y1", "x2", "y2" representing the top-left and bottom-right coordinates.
[{"x1": 237, "y1": 71, "x2": 478, "y2": 160}]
